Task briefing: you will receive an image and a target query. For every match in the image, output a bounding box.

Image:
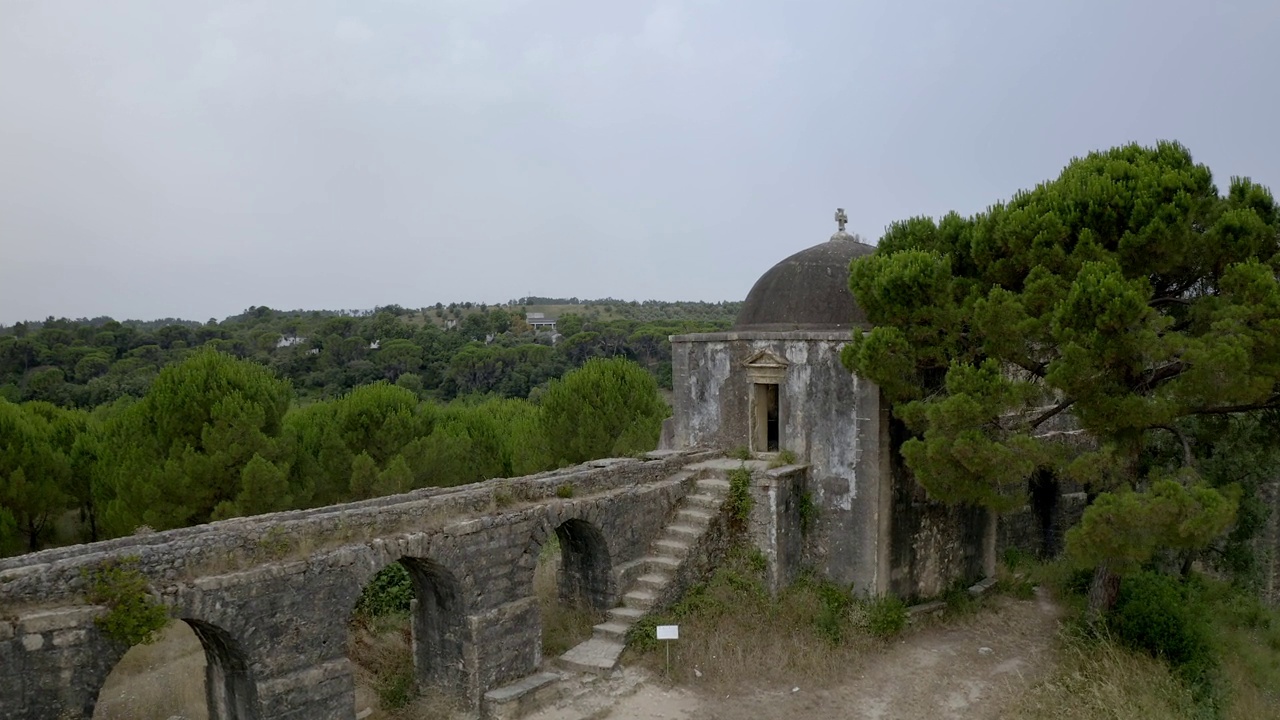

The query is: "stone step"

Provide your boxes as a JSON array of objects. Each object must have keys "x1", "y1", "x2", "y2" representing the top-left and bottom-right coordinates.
[
  {"x1": 636, "y1": 572, "x2": 671, "y2": 592},
  {"x1": 696, "y1": 477, "x2": 731, "y2": 493},
  {"x1": 685, "y1": 493, "x2": 722, "y2": 509},
  {"x1": 558, "y1": 637, "x2": 625, "y2": 676},
  {"x1": 654, "y1": 538, "x2": 691, "y2": 558},
  {"x1": 666, "y1": 523, "x2": 699, "y2": 540},
  {"x1": 607, "y1": 606, "x2": 644, "y2": 624},
  {"x1": 482, "y1": 671, "x2": 564, "y2": 720},
  {"x1": 676, "y1": 507, "x2": 714, "y2": 525},
  {"x1": 622, "y1": 589, "x2": 657, "y2": 610},
  {"x1": 592, "y1": 620, "x2": 633, "y2": 642},
  {"x1": 640, "y1": 555, "x2": 681, "y2": 572}
]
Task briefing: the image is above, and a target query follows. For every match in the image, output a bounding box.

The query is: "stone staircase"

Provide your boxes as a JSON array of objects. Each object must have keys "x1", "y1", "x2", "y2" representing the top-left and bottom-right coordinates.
[
  {"x1": 558, "y1": 470, "x2": 728, "y2": 674},
  {"x1": 483, "y1": 468, "x2": 730, "y2": 718}
]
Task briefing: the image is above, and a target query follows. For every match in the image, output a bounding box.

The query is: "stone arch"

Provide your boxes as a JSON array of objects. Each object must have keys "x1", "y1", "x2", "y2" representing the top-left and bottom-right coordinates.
[
  {"x1": 400, "y1": 557, "x2": 468, "y2": 691},
  {"x1": 91, "y1": 617, "x2": 258, "y2": 720},
  {"x1": 1029, "y1": 468, "x2": 1060, "y2": 557},
  {"x1": 348, "y1": 553, "x2": 469, "y2": 696},
  {"x1": 542, "y1": 516, "x2": 616, "y2": 611},
  {"x1": 186, "y1": 619, "x2": 260, "y2": 720}
]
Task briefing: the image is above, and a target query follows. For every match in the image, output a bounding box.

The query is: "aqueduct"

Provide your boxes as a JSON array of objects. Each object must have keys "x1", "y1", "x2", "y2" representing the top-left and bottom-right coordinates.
[{"x1": 0, "y1": 450, "x2": 739, "y2": 720}]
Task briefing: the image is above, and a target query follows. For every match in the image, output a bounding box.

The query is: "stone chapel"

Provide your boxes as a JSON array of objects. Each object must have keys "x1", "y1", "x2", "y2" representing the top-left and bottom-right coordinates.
[{"x1": 663, "y1": 210, "x2": 991, "y2": 599}]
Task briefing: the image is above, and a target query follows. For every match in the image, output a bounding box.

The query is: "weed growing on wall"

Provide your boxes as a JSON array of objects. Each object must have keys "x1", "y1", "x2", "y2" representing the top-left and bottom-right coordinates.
[
  {"x1": 556, "y1": 484, "x2": 575, "y2": 499},
  {"x1": 798, "y1": 492, "x2": 817, "y2": 535},
  {"x1": 82, "y1": 557, "x2": 170, "y2": 646},
  {"x1": 726, "y1": 466, "x2": 754, "y2": 532},
  {"x1": 768, "y1": 449, "x2": 798, "y2": 468}
]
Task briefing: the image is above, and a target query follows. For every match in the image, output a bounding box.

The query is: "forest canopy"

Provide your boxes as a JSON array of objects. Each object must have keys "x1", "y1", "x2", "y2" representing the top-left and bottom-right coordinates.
[
  {"x1": 843, "y1": 141, "x2": 1280, "y2": 609},
  {"x1": 0, "y1": 299, "x2": 732, "y2": 555}
]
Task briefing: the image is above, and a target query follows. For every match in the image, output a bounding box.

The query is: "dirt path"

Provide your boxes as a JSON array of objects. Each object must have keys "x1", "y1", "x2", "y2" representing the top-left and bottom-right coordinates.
[{"x1": 531, "y1": 589, "x2": 1062, "y2": 720}]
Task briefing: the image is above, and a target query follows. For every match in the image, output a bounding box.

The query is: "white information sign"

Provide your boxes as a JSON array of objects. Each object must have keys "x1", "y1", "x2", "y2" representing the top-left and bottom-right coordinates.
[{"x1": 656, "y1": 624, "x2": 679, "y2": 640}]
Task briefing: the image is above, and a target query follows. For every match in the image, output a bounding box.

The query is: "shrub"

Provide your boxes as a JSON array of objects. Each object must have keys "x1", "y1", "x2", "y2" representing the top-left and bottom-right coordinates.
[
  {"x1": 83, "y1": 557, "x2": 170, "y2": 646},
  {"x1": 726, "y1": 466, "x2": 754, "y2": 531},
  {"x1": 730, "y1": 446, "x2": 751, "y2": 461},
  {"x1": 1108, "y1": 571, "x2": 1216, "y2": 692},
  {"x1": 556, "y1": 484, "x2": 574, "y2": 499},
  {"x1": 354, "y1": 563, "x2": 414, "y2": 620},
  {"x1": 865, "y1": 595, "x2": 908, "y2": 639}
]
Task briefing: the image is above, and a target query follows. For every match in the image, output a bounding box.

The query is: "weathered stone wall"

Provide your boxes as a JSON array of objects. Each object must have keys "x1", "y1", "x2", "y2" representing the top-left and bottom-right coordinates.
[
  {"x1": 746, "y1": 463, "x2": 809, "y2": 594},
  {"x1": 0, "y1": 452, "x2": 711, "y2": 720},
  {"x1": 996, "y1": 490, "x2": 1089, "y2": 563},
  {"x1": 670, "y1": 331, "x2": 888, "y2": 596},
  {"x1": 885, "y1": 419, "x2": 989, "y2": 600}
]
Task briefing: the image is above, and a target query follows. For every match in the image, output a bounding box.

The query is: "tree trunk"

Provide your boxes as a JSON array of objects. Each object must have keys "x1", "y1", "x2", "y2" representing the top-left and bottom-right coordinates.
[{"x1": 1086, "y1": 562, "x2": 1121, "y2": 621}]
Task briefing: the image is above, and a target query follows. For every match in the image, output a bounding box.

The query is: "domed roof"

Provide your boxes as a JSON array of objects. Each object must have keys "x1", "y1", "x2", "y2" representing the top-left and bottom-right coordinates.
[{"x1": 733, "y1": 210, "x2": 875, "y2": 332}]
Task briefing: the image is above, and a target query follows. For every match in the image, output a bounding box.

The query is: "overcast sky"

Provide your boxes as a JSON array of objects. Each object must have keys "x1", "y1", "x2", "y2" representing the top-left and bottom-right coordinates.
[{"x1": 2, "y1": 0, "x2": 1278, "y2": 324}]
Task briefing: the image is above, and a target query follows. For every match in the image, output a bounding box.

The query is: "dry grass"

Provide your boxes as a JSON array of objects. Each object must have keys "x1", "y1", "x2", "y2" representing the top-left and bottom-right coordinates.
[
  {"x1": 93, "y1": 621, "x2": 208, "y2": 720},
  {"x1": 623, "y1": 552, "x2": 880, "y2": 691},
  {"x1": 347, "y1": 613, "x2": 468, "y2": 720},
  {"x1": 1217, "y1": 609, "x2": 1280, "y2": 720},
  {"x1": 535, "y1": 534, "x2": 602, "y2": 657},
  {"x1": 1000, "y1": 629, "x2": 1196, "y2": 720}
]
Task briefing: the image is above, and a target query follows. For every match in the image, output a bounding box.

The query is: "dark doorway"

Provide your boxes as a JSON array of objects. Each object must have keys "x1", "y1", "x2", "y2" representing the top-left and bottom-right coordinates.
[{"x1": 752, "y1": 383, "x2": 781, "y2": 452}]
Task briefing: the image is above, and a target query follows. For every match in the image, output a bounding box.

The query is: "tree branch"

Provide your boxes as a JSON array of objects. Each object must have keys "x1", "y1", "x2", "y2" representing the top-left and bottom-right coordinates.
[
  {"x1": 1135, "y1": 362, "x2": 1186, "y2": 392},
  {"x1": 1148, "y1": 296, "x2": 1192, "y2": 307},
  {"x1": 1191, "y1": 396, "x2": 1280, "y2": 416},
  {"x1": 1027, "y1": 398, "x2": 1074, "y2": 430},
  {"x1": 1151, "y1": 424, "x2": 1193, "y2": 468}
]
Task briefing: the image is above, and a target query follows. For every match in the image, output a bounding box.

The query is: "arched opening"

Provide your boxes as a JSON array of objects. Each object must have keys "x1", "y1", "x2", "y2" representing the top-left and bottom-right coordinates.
[
  {"x1": 1029, "y1": 469, "x2": 1060, "y2": 558},
  {"x1": 348, "y1": 557, "x2": 466, "y2": 717},
  {"x1": 537, "y1": 518, "x2": 615, "y2": 656},
  {"x1": 93, "y1": 619, "x2": 257, "y2": 720}
]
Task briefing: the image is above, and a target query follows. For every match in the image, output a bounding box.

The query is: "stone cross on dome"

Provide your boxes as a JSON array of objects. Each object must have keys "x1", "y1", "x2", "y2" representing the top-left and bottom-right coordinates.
[{"x1": 834, "y1": 208, "x2": 848, "y2": 232}]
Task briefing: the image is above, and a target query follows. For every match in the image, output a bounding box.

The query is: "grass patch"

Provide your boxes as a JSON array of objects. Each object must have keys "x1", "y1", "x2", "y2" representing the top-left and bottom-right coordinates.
[
  {"x1": 623, "y1": 548, "x2": 881, "y2": 689},
  {"x1": 348, "y1": 612, "x2": 417, "y2": 714},
  {"x1": 1007, "y1": 555, "x2": 1280, "y2": 720},
  {"x1": 1002, "y1": 626, "x2": 1198, "y2": 720}
]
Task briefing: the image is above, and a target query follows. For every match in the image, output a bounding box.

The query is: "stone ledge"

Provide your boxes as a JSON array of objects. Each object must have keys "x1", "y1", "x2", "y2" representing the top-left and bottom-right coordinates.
[
  {"x1": 483, "y1": 671, "x2": 564, "y2": 720},
  {"x1": 17, "y1": 606, "x2": 103, "y2": 634}
]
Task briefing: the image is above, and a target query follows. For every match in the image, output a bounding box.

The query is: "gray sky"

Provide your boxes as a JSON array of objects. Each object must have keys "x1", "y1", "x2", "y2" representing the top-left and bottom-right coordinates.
[{"x1": 2, "y1": 0, "x2": 1278, "y2": 324}]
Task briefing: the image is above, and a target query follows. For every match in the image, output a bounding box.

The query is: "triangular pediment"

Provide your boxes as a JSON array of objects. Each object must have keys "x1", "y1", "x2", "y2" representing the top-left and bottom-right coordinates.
[{"x1": 742, "y1": 350, "x2": 789, "y2": 369}]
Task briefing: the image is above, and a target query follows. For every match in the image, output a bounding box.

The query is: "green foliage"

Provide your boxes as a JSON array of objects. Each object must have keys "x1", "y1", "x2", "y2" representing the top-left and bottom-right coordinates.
[
  {"x1": 82, "y1": 557, "x2": 170, "y2": 646},
  {"x1": 1108, "y1": 572, "x2": 1218, "y2": 705},
  {"x1": 540, "y1": 357, "x2": 667, "y2": 465},
  {"x1": 0, "y1": 304, "x2": 737, "y2": 555},
  {"x1": 1066, "y1": 478, "x2": 1239, "y2": 574},
  {"x1": 865, "y1": 595, "x2": 909, "y2": 639},
  {"x1": 93, "y1": 349, "x2": 294, "y2": 535},
  {"x1": 0, "y1": 399, "x2": 80, "y2": 552},
  {"x1": 555, "y1": 484, "x2": 574, "y2": 499},
  {"x1": 843, "y1": 141, "x2": 1280, "y2": 581},
  {"x1": 726, "y1": 466, "x2": 754, "y2": 530},
  {"x1": 730, "y1": 446, "x2": 751, "y2": 461},
  {"x1": 768, "y1": 448, "x2": 798, "y2": 468},
  {"x1": 354, "y1": 563, "x2": 414, "y2": 620},
  {"x1": 797, "y1": 491, "x2": 817, "y2": 535}
]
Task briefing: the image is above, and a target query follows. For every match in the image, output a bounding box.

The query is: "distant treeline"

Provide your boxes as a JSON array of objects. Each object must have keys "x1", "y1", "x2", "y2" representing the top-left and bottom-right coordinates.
[
  {"x1": 0, "y1": 351, "x2": 668, "y2": 556},
  {"x1": 0, "y1": 299, "x2": 742, "y2": 408}
]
